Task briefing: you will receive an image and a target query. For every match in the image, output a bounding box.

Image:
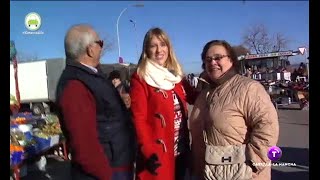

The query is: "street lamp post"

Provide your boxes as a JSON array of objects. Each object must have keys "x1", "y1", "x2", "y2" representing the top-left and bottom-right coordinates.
[
  {"x1": 305, "y1": 48, "x2": 309, "y2": 82},
  {"x1": 116, "y1": 4, "x2": 143, "y2": 63}
]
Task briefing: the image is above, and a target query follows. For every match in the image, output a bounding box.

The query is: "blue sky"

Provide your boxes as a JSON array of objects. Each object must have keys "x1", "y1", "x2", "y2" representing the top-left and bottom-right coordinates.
[{"x1": 10, "y1": 1, "x2": 309, "y2": 73}]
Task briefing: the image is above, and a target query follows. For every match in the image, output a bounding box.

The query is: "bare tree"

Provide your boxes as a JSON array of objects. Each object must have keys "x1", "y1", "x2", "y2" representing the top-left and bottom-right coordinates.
[
  {"x1": 101, "y1": 37, "x2": 114, "y2": 56},
  {"x1": 99, "y1": 32, "x2": 115, "y2": 57},
  {"x1": 16, "y1": 52, "x2": 39, "y2": 62},
  {"x1": 232, "y1": 45, "x2": 250, "y2": 57},
  {"x1": 272, "y1": 32, "x2": 289, "y2": 52},
  {"x1": 242, "y1": 24, "x2": 289, "y2": 54}
]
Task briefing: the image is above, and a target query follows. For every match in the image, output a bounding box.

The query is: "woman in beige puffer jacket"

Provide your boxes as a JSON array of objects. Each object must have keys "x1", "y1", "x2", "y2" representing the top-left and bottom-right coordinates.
[{"x1": 190, "y1": 40, "x2": 279, "y2": 180}]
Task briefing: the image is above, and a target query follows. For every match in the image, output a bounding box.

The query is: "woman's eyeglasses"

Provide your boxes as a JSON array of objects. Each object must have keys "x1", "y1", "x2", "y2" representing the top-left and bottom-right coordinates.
[
  {"x1": 94, "y1": 40, "x2": 104, "y2": 48},
  {"x1": 205, "y1": 54, "x2": 229, "y2": 63}
]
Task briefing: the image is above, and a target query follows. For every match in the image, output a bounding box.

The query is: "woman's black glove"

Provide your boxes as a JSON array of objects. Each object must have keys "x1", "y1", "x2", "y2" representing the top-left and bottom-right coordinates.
[
  {"x1": 246, "y1": 160, "x2": 258, "y2": 173},
  {"x1": 145, "y1": 153, "x2": 161, "y2": 175}
]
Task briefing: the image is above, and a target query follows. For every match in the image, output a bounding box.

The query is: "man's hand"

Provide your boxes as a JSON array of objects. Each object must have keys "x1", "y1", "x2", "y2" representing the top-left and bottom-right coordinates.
[{"x1": 145, "y1": 153, "x2": 161, "y2": 175}]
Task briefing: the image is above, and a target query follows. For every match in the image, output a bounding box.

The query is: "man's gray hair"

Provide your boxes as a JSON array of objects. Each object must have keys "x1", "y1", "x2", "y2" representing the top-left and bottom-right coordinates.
[{"x1": 64, "y1": 24, "x2": 96, "y2": 60}]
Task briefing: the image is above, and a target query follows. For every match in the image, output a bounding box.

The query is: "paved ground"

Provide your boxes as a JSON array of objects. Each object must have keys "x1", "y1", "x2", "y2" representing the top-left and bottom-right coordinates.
[
  {"x1": 271, "y1": 110, "x2": 309, "y2": 180},
  {"x1": 18, "y1": 109, "x2": 309, "y2": 180}
]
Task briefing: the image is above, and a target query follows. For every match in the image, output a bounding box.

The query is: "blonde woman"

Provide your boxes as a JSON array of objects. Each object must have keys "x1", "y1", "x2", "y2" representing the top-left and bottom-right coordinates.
[{"x1": 130, "y1": 27, "x2": 194, "y2": 180}]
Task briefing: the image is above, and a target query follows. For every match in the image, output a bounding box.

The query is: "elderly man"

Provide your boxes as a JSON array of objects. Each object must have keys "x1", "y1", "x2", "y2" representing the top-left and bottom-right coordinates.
[{"x1": 56, "y1": 24, "x2": 136, "y2": 180}]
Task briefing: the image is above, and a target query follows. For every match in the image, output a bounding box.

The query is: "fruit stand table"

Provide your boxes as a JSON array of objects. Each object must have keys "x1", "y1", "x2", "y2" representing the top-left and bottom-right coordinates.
[
  {"x1": 10, "y1": 113, "x2": 68, "y2": 180},
  {"x1": 11, "y1": 139, "x2": 69, "y2": 180}
]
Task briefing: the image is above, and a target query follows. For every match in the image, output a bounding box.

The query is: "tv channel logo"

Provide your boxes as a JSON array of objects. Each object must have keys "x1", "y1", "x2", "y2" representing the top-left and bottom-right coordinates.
[
  {"x1": 268, "y1": 146, "x2": 282, "y2": 161},
  {"x1": 25, "y1": 12, "x2": 41, "y2": 31}
]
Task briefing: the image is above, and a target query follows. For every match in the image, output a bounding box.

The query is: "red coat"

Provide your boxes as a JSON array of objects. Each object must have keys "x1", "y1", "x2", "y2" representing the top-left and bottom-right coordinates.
[{"x1": 130, "y1": 72, "x2": 193, "y2": 180}]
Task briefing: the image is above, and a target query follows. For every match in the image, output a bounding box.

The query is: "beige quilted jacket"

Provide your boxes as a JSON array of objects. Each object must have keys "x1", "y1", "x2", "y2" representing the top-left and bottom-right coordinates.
[{"x1": 190, "y1": 74, "x2": 279, "y2": 180}]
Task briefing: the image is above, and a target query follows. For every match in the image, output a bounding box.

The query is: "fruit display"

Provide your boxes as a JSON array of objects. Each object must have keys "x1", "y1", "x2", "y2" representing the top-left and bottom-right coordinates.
[
  {"x1": 11, "y1": 112, "x2": 37, "y2": 125},
  {"x1": 10, "y1": 133, "x2": 25, "y2": 166},
  {"x1": 10, "y1": 144, "x2": 24, "y2": 166},
  {"x1": 40, "y1": 122, "x2": 63, "y2": 136},
  {"x1": 10, "y1": 94, "x2": 18, "y2": 106},
  {"x1": 10, "y1": 113, "x2": 64, "y2": 165},
  {"x1": 13, "y1": 112, "x2": 33, "y2": 120},
  {"x1": 12, "y1": 117, "x2": 27, "y2": 124},
  {"x1": 25, "y1": 139, "x2": 37, "y2": 147},
  {"x1": 33, "y1": 131, "x2": 51, "y2": 139},
  {"x1": 10, "y1": 125, "x2": 26, "y2": 146},
  {"x1": 45, "y1": 114, "x2": 60, "y2": 123},
  {"x1": 10, "y1": 144, "x2": 24, "y2": 153}
]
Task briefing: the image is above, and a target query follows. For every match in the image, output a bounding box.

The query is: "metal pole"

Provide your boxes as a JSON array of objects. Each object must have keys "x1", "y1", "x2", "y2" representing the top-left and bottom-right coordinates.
[
  {"x1": 116, "y1": 4, "x2": 144, "y2": 63},
  {"x1": 306, "y1": 48, "x2": 309, "y2": 82},
  {"x1": 116, "y1": 7, "x2": 128, "y2": 62},
  {"x1": 13, "y1": 56, "x2": 21, "y2": 110}
]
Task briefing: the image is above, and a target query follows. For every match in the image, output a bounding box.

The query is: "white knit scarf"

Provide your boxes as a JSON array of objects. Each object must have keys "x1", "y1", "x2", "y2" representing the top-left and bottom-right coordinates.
[{"x1": 143, "y1": 60, "x2": 182, "y2": 90}]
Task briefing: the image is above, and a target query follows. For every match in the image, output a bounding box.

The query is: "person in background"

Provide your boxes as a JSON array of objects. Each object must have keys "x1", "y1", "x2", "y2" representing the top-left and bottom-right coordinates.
[
  {"x1": 245, "y1": 67, "x2": 253, "y2": 78},
  {"x1": 108, "y1": 70, "x2": 130, "y2": 93},
  {"x1": 186, "y1": 73, "x2": 199, "y2": 88},
  {"x1": 291, "y1": 68, "x2": 298, "y2": 81},
  {"x1": 130, "y1": 27, "x2": 195, "y2": 180},
  {"x1": 108, "y1": 70, "x2": 131, "y2": 109},
  {"x1": 56, "y1": 24, "x2": 136, "y2": 180},
  {"x1": 191, "y1": 73, "x2": 199, "y2": 88},
  {"x1": 189, "y1": 40, "x2": 279, "y2": 180}
]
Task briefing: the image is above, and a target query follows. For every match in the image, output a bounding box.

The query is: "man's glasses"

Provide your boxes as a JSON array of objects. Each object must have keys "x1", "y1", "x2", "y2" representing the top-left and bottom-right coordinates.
[
  {"x1": 205, "y1": 54, "x2": 229, "y2": 63},
  {"x1": 94, "y1": 40, "x2": 104, "y2": 48}
]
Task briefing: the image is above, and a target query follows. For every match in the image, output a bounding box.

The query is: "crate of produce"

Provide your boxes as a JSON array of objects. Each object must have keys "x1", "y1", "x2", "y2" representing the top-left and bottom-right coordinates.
[
  {"x1": 10, "y1": 145, "x2": 24, "y2": 166},
  {"x1": 33, "y1": 136, "x2": 51, "y2": 151},
  {"x1": 24, "y1": 138, "x2": 38, "y2": 157},
  {"x1": 11, "y1": 151, "x2": 24, "y2": 166},
  {"x1": 12, "y1": 112, "x2": 34, "y2": 121},
  {"x1": 50, "y1": 135, "x2": 60, "y2": 146}
]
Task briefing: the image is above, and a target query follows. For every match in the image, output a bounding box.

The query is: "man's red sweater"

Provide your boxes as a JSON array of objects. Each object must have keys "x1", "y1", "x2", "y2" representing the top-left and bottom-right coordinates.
[{"x1": 59, "y1": 80, "x2": 112, "y2": 180}]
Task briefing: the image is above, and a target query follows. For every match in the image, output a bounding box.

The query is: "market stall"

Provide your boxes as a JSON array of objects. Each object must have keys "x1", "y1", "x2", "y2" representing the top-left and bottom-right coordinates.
[
  {"x1": 10, "y1": 41, "x2": 68, "y2": 180},
  {"x1": 262, "y1": 80, "x2": 309, "y2": 110},
  {"x1": 10, "y1": 110, "x2": 68, "y2": 180}
]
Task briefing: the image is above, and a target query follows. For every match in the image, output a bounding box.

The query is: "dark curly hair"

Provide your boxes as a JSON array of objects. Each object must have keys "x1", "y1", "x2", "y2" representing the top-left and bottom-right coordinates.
[{"x1": 201, "y1": 40, "x2": 240, "y2": 73}]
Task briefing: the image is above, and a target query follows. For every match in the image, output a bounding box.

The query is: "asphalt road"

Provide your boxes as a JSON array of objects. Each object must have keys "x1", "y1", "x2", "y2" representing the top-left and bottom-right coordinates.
[
  {"x1": 19, "y1": 109, "x2": 309, "y2": 180},
  {"x1": 270, "y1": 110, "x2": 309, "y2": 180}
]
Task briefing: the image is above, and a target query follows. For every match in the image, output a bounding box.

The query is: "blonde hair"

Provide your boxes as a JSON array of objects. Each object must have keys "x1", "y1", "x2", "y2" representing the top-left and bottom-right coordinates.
[{"x1": 137, "y1": 27, "x2": 183, "y2": 78}]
